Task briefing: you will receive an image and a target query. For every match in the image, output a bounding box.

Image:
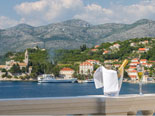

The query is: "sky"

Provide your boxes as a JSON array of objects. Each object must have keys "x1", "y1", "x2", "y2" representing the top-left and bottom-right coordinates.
[{"x1": 0, "y1": 0, "x2": 155, "y2": 29}]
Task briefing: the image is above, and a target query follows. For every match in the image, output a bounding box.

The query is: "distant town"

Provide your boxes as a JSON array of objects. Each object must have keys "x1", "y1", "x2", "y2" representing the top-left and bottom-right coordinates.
[{"x1": 0, "y1": 37, "x2": 154, "y2": 83}]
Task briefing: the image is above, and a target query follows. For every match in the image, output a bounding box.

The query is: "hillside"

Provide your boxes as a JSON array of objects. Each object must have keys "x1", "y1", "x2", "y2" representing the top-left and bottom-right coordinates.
[
  {"x1": 54, "y1": 38, "x2": 155, "y2": 64},
  {"x1": 0, "y1": 19, "x2": 155, "y2": 55}
]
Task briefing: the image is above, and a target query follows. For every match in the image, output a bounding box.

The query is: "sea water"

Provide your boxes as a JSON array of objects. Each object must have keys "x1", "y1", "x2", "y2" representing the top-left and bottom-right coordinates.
[{"x1": 0, "y1": 81, "x2": 155, "y2": 99}]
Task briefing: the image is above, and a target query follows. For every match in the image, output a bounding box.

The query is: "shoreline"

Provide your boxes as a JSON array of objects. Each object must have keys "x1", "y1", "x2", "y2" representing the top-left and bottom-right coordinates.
[
  {"x1": 0, "y1": 77, "x2": 37, "y2": 82},
  {"x1": 0, "y1": 78, "x2": 155, "y2": 84}
]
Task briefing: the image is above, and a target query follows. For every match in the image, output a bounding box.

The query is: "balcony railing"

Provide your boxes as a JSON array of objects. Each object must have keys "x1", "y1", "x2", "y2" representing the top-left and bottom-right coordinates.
[{"x1": 0, "y1": 94, "x2": 155, "y2": 115}]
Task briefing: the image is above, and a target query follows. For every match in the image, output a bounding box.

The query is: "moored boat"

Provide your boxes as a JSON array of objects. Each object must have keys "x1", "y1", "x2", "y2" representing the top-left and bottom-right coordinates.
[
  {"x1": 83, "y1": 79, "x2": 94, "y2": 83},
  {"x1": 38, "y1": 74, "x2": 77, "y2": 83}
]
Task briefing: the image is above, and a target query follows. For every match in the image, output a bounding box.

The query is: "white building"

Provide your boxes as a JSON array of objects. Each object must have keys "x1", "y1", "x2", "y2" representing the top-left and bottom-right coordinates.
[
  {"x1": 60, "y1": 68, "x2": 75, "y2": 79},
  {"x1": 79, "y1": 62, "x2": 93, "y2": 75},
  {"x1": 128, "y1": 70, "x2": 138, "y2": 81},
  {"x1": 110, "y1": 43, "x2": 120, "y2": 50},
  {"x1": 131, "y1": 58, "x2": 139, "y2": 63},
  {"x1": 130, "y1": 42, "x2": 136, "y2": 47},
  {"x1": 86, "y1": 59, "x2": 100, "y2": 65},
  {"x1": 140, "y1": 59, "x2": 147, "y2": 64}
]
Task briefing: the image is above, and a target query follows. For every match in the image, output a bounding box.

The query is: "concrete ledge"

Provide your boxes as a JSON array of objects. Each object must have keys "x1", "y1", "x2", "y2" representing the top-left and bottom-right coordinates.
[{"x1": 0, "y1": 94, "x2": 155, "y2": 115}]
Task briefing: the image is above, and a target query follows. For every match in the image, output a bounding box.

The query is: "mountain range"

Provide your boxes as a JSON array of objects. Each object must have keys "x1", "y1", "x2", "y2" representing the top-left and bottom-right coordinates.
[{"x1": 0, "y1": 19, "x2": 155, "y2": 55}]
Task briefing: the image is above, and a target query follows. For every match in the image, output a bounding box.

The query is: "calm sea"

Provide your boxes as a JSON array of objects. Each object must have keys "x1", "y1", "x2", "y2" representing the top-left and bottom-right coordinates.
[{"x1": 0, "y1": 81, "x2": 155, "y2": 99}]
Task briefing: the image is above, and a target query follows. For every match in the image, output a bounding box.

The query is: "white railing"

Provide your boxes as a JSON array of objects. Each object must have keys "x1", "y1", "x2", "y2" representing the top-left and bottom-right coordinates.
[{"x1": 0, "y1": 94, "x2": 155, "y2": 115}]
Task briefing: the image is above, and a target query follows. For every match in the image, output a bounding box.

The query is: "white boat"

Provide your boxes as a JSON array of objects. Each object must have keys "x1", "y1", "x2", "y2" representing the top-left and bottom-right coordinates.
[
  {"x1": 37, "y1": 74, "x2": 77, "y2": 83},
  {"x1": 83, "y1": 79, "x2": 94, "y2": 83}
]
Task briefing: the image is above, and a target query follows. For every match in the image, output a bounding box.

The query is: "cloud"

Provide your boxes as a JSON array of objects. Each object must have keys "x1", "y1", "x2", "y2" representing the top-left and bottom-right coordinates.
[
  {"x1": 1, "y1": 0, "x2": 155, "y2": 29},
  {"x1": 0, "y1": 16, "x2": 19, "y2": 29},
  {"x1": 75, "y1": 0, "x2": 155, "y2": 24},
  {"x1": 15, "y1": 0, "x2": 84, "y2": 26}
]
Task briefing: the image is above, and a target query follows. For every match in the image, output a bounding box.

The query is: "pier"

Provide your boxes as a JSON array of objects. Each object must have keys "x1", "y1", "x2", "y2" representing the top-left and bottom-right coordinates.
[{"x1": 0, "y1": 94, "x2": 155, "y2": 115}]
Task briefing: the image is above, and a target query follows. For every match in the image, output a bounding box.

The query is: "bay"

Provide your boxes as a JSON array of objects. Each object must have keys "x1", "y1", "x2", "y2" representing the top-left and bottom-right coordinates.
[{"x1": 0, "y1": 81, "x2": 155, "y2": 99}]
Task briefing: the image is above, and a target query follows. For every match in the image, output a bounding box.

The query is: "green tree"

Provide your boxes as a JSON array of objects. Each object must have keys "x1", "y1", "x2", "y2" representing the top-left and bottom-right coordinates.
[{"x1": 9, "y1": 64, "x2": 21, "y2": 74}]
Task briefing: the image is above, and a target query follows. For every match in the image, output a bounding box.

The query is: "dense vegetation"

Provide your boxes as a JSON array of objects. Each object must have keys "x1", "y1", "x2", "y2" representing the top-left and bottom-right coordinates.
[
  {"x1": 1, "y1": 37, "x2": 155, "y2": 79},
  {"x1": 54, "y1": 37, "x2": 155, "y2": 64}
]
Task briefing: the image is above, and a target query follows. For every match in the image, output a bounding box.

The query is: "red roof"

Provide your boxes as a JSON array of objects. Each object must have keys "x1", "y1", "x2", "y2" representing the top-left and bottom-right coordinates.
[
  {"x1": 80, "y1": 62, "x2": 93, "y2": 66},
  {"x1": 95, "y1": 45, "x2": 100, "y2": 48},
  {"x1": 138, "y1": 48, "x2": 146, "y2": 51},
  {"x1": 128, "y1": 70, "x2": 137, "y2": 72},
  {"x1": 0, "y1": 65, "x2": 6, "y2": 68},
  {"x1": 103, "y1": 50, "x2": 109, "y2": 54},
  {"x1": 18, "y1": 63, "x2": 27, "y2": 67},
  {"x1": 150, "y1": 61, "x2": 155, "y2": 63},
  {"x1": 129, "y1": 75, "x2": 137, "y2": 78},
  {"x1": 114, "y1": 43, "x2": 119, "y2": 45},
  {"x1": 91, "y1": 49, "x2": 97, "y2": 52},
  {"x1": 129, "y1": 67, "x2": 136, "y2": 69},
  {"x1": 61, "y1": 68, "x2": 74, "y2": 71},
  {"x1": 130, "y1": 62, "x2": 140, "y2": 64},
  {"x1": 140, "y1": 59, "x2": 147, "y2": 61},
  {"x1": 86, "y1": 59, "x2": 99, "y2": 62},
  {"x1": 132, "y1": 58, "x2": 138, "y2": 60},
  {"x1": 114, "y1": 64, "x2": 121, "y2": 66}
]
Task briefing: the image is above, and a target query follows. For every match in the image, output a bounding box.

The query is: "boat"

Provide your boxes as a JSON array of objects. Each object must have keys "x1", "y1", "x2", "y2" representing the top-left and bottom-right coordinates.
[
  {"x1": 37, "y1": 74, "x2": 77, "y2": 83},
  {"x1": 83, "y1": 79, "x2": 94, "y2": 83}
]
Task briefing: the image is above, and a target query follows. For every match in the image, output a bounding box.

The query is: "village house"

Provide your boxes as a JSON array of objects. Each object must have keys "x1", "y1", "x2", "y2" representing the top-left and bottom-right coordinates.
[
  {"x1": 129, "y1": 62, "x2": 140, "y2": 67},
  {"x1": 130, "y1": 42, "x2": 136, "y2": 47},
  {"x1": 104, "y1": 60, "x2": 113, "y2": 64},
  {"x1": 131, "y1": 58, "x2": 139, "y2": 63},
  {"x1": 79, "y1": 62, "x2": 93, "y2": 75},
  {"x1": 141, "y1": 63, "x2": 152, "y2": 68},
  {"x1": 103, "y1": 50, "x2": 110, "y2": 55},
  {"x1": 140, "y1": 59, "x2": 147, "y2": 64},
  {"x1": 94, "y1": 45, "x2": 100, "y2": 48},
  {"x1": 143, "y1": 71, "x2": 149, "y2": 82},
  {"x1": 86, "y1": 59, "x2": 100, "y2": 65},
  {"x1": 110, "y1": 43, "x2": 120, "y2": 50},
  {"x1": 0, "y1": 49, "x2": 30, "y2": 76},
  {"x1": 128, "y1": 70, "x2": 138, "y2": 80},
  {"x1": 139, "y1": 40, "x2": 149, "y2": 45},
  {"x1": 113, "y1": 64, "x2": 121, "y2": 68},
  {"x1": 129, "y1": 75, "x2": 137, "y2": 81},
  {"x1": 91, "y1": 49, "x2": 98, "y2": 52},
  {"x1": 138, "y1": 48, "x2": 149, "y2": 53},
  {"x1": 128, "y1": 67, "x2": 136, "y2": 71},
  {"x1": 60, "y1": 67, "x2": 75, "y2": 79}
]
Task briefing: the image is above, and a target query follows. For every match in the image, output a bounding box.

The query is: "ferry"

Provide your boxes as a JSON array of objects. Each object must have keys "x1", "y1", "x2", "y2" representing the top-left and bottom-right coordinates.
[
  {"x1": 37, "y1": 74, "x2": 77, "y2": 83},
  {"x1": 83, "y1": 79, "x2": 94, "y2": 83}
]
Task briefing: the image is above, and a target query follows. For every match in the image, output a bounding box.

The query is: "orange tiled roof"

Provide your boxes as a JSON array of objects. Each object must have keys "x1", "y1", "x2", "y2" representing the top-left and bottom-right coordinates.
[
  {"x1": 114, "y1": 43, "x2": 120, "y2": 46},
  {"x1": 114, "y1": 64, "x2": 121, "y2": 66},
  {"x1": 129, "y1": 67, "x2": 136, "y2": 69},
  {"x1": 104, "y1": 50, "x2": 109, "y2": 54},
  {"x1": 138, "y1": 48, "x2": 146, "y2": 51},
  {"x1": 80, "y1": 62, "x2": 93, "y2": 66},
  {"x1": 91, "y1": 49, "x2": 97, "y2": 52},
  {"x1": 94, "y1": 45, "x2": 100, "y2": 48},
  {"x1": 131, "y1": 62, "x2": 140, "y2": 64},
  {"x1": 140, "y1": 59, "x2": 147, "y2": 61},
  {"x1": 128, "y1": 70, "x2": 137, "y2": 72},
  {"x1": 18, "y1": 63, "x2": 27, "y2": 67},
  {"x1": 129, "y1": 75, "x2": 137, "y2": 78},
  {"x1": 86, "y1": 59, "x2": 99, "y2": 62},
  {"x1": 61, "y1": 67, "x2": 74, "y2": 71},
  {"x1": 132, "y1": 58, "x2": 138, "y2": 60},
  {"x1": 0, "y1": 65, "x2": 6, "y2": 68}
]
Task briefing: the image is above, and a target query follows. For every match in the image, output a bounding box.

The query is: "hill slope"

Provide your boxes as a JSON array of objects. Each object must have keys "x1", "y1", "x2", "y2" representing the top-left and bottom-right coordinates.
[{"x1": 0, "y1": 19, "x2": 155, "y2": 55}]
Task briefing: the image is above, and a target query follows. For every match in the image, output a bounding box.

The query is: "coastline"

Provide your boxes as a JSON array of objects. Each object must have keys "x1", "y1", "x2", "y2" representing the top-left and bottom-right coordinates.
[
  {"x1": 0, "y1": 77, "x2": 155, "y2": 84},
  {"x1": 0, "y1": 77, "x2": 37, "y2": 82}
]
